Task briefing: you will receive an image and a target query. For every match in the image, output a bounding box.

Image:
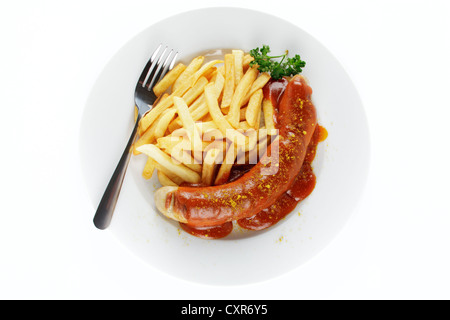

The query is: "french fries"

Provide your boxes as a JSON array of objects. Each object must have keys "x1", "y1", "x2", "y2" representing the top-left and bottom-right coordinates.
[
  {"x1": 173, "y1": 56, "x2": 204, "y2": 92},
  {"x1": 243, "y1": 54, "x2": 254, "y2": 71},
  {"x1": 173, "y1": 96, "x2": 203, "y2": 161},
  {"x1": 153, "y1": 63, "x2": 186, "y2": 97},
  {"x1": 262, "y1": 98, "x2": 276, "y2": 132},
  {"x1": 136, "y1": 144, "x2": 201, "y2": 184},
  {"x1": 245, "y1": 89, "x2": 263, "y2": 127},
  {"x1": 232, "y1": 50, "x2": 244, "y2": 86},
  {"x1": 215, "y1": 142, "x2": 237, "y2": 185},
  {"x1": 142, "y1": 157, "x2": 156, "y2": 179},
  {"x1": 154, "y1": 108, "x2": 177, "y2": 140},
  {"x1": 157, "y1": 170, "x2": 178, "y2": 186},
  {"x1": 221, "y1": 54, "x2": 235, "y2": 108},
  {"x1": 133, "y1": 50, "x2": 277, "y2": 189},
  {"x1": 241, "y1": 72, "x2": 270, "y2": 106},
  {"x1": 190, "y1": 60, "x2": 224, "y2": 87},
  {"x1": 227, "y1": 66, "x2": 259, "y2": 128},
  {"x1": 202, "y1": 147, "x2": 222, "y2": 186}
]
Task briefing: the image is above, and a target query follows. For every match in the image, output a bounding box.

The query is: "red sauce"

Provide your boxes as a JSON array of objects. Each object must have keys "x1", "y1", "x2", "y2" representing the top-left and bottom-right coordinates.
[
  {"x1": 262, "y1": 78, "x2": 288, "y2": 126},
  {"x1": 237, "y1": 125, "x2": 326, "y2": 231},
  {"x1": 236, "y1": 193, "x2": 299, "y2": 231},
  {"x1": 287, "y1": 162, "x2": 316, "y2": 202},
  {"x1": 177, "y1": 77, "x2": 326, "y2": 238},
  {"x1": 179, "y1": 221, "x2": 233, "y2": 239},
  {"x1": 263, "y1": 78, "x2": 289, "y2": 107}
]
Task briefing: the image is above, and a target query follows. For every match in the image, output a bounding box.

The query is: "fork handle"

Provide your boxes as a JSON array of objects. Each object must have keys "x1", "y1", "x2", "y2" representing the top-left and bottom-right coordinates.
[{"x1": 93, "y1": 115, "x2": 141, "y2": 230}]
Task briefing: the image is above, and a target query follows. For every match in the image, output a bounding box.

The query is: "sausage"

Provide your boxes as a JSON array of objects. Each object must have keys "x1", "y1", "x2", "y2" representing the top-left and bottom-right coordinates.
[{"x1": 154, "y1": 75, "x2": 317, "y2": 227}]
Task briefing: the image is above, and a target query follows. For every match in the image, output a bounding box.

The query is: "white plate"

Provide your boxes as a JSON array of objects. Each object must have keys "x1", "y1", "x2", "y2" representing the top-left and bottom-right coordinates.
[{"x1": 80, "y1": 7, "x2": 370, "y2": 285}]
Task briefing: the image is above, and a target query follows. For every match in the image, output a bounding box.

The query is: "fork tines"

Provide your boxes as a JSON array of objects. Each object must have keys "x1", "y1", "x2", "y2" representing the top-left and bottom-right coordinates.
[{"x1": 140, "y1": 44, "x2": 178, "y2": 91}]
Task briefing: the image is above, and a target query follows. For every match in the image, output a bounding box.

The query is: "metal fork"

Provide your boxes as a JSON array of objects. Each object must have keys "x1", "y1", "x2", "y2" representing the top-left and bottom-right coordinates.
[{"x1": 93, "y1": 44, "x2": 178, "y2": 230}]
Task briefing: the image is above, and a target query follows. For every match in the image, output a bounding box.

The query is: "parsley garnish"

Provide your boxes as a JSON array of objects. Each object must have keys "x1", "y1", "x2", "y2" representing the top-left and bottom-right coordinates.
[{"x1": 249, "y1": 45, "x2": 306, "y2": 80}]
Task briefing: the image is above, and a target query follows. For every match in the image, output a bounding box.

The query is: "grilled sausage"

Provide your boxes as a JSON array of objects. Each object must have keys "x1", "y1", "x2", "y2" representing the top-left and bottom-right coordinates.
[{"x1": 154, "y1": 75, "x2": 317, "y2": 227}]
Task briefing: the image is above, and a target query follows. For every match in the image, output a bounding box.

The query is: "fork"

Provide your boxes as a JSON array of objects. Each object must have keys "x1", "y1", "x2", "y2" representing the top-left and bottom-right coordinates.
[{"x1": 93, "y1": 44, "x2": 178, "y2": 230}]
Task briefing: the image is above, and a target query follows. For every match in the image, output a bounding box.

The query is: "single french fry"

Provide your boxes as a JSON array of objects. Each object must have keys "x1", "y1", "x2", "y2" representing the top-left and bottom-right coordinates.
[
  {"x1": 181, "y1": 76, "x2": 208, "y2": 106},
  {"x1": 153, "y1": 63, "x2": 186, "y2": 97},
  {"x1": 170, "y1": 120, "x2": 219, "y2": 135},
  {"x1": 221, "y1": 106, "x2": 247, "y2": 120},
  {"x1": 136, "y1": 144, "x2": 201, "y2": 184},
  {"x1": 168, "y1": 99, "x2": 204, "y2": 133},
  {"x1": 173, "y1": 97, "x2": 203, "y2": 160},
  {"x1": 208, "y1": 69, "x2": 219, "y2": 82},
  {"x1": 134, "y1": 93, "x2": 170, "y2": 151},
  {"x1": 204, "y1": 83, "x2": 247, "y2": 147},
  {"x1": 213, "y1": 70, "x2": 225, "y2": 96},
  {"x1": 157, "y1": 170, "x2": 179, "y2": 186},
  {"x1": 167, "y1": 118, "x2": 183, "y2": 133},
  {"x1": 221, "y1": 54, "x2": 234, "y2": 108},
  {"x1": 235, "y1": 149, "x2": 248, "y2": 165},
  {"x1": 237, "y1": 144, "x2": 268, "y2": 166},
  {"x1": 238, "y1": 121, "x2": 252, "y2": 131},
  {"x1": 164, "y1": 138, "x2": 203, "y2": 172},
  {"x1": 217, "y1": 65, "x2": 225, "y2": 76},
  {"x1": 202, "y1": 127, "x2": 224, "y2": 143},
  {"x1": 156, "y1": 93, "x2": 170, "y2": 105},
  {"x1": 154, "y1": 108, "x2": 177, "y2": 140},
  {"x1": 203, "y1": 139, "x2": 228, "y2": 155},
  {"x1": 241, "y1": 72, "x2": 271, "y2": 106},
  {"x1": 134, "y1": 112, "x2": 162, "y2": 154},
  {"x1": 228, "y1": 66, "x2": 259, "y2": 128},
  {"x1": 196, "y1": 121, "x2": 219, "y2": 134},
  {"x1": 202, "y1": 147, "x2": 222, "y2": 186},
  {"x1": 245, "y1": 131, "x2": 266, "y2": 165},
  {"x1": 214, "y1": 142, "x2": 238, "y2": 185},
  {"x1": 173, "y1": 56, "x2": 204, "y2": 92},
  {"x1": 244, "y1": 127, "x2": 258, "y2": 151},
  {"x1": 225, "y1": 128, "x2": 248, "y2": 148},
  {"x1": 232, "y1": 49, "x2": 244, "y2": 86},
  {"x1": 157, "y1": 133, "x2": 210, "y2": 152},
  {"x1": 257, "y1": 135, "x2": 268, "y2": 159},
  {"x1": 162, "y1": 138, "x2": 200, "y2": 165},
  {"x1": 188, "y1": 94, "x2": 205, "y2": 113},
  {"x1": 189, "y1": 59, "x2": 224, "y2": 87},
  {"x1": 262, "y1": 97, "x2": 276, "y2": 131},
  {"x1": 245, "y1": 89, "x2": 263, "y2": 127},
  {"x1": 154, "y1": 163, "x2": 184, "y2": 185},
  {"x1": 138, "y1": 95, "x2": 172, "y2": 134},
  {"x1": 189, "y1": 104, "x2": 210, "y2": 122},
  {"x1": 142, "y1": 157, "x2": 156, "y2": 179},
  {"x1": 156, "y1": 135, "x2": 183, "y2": 150},
  {"x1": 254, "y1": 103, "x2": 262, "y2": 129},
  {"x1": 202, "y1": 67, "x2": 217, "y2": 81},
  {"x1": 243, "y1": 54, "x2": 254, "y2": 72}
]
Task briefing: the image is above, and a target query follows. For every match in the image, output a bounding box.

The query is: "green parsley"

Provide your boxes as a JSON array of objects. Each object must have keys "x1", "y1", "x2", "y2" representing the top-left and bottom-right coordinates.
[{"x1": 249, "y1": 45, "x2": 306, "y2": 80}]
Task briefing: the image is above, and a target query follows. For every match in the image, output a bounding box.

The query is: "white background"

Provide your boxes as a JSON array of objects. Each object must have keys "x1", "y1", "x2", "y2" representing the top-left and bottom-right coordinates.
[{"x1": 1, "y1": 0, "x2": 449, "y2": 299}]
